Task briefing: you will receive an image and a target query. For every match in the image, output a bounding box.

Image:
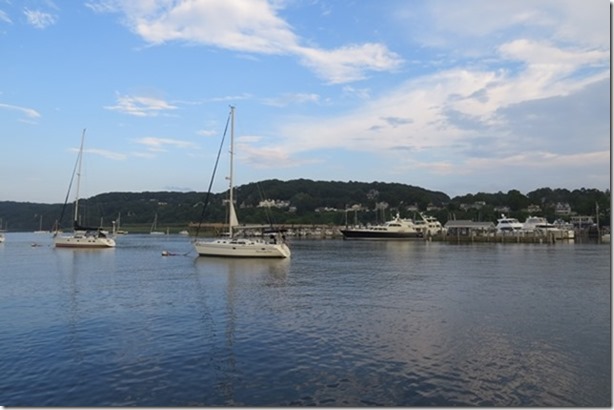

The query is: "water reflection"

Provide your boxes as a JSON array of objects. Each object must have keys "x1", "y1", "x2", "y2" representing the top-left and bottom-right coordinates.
[
  {"x1": 194, "y1": 257, "x2": 290, "y2": 281},
  {"x1": 186, "y1": 257, "x2": 291, "y2": 405}
]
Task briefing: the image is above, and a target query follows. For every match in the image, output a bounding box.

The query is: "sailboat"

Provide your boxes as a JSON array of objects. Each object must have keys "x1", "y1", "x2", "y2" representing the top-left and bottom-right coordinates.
[
  {"x1": 53, "y1": 129, "x2": 116, "y2": 248},
  {"x1": 34, "y1": 214, "x2": 48, "y2": 234},
  {"x1": 115, "y1": 212, "x2": 128, "y2": 235},
  {"x1": 194, "y1": 106, "x2": 291, "y2": 258},
  {"x1": 150, "y1": 213, "x2": 165, "y2": 235}
]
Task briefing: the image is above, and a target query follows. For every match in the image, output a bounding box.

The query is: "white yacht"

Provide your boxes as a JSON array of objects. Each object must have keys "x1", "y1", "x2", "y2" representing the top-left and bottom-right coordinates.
[
  {"x1": 53, "y1": 130, "x2": 116, "y2": 249},
  {"x1": 522, "y1": 215, "x2": 573, "y2": 239},
  {"x1": 194, "y1": 107, "x2": 291, "y2": 258},
  {"x1": 413, "y1": 213, "x2": 446, "y2": 236},
  {"x1": 522, "y1": 216, "x2": 555, "y2": 231},
  {"x1": 496, "y1": 214, "x2": 523, "y2": 232},
  {"x1": 340, "y1": 213, "x2": 423, "y2": 240},
  {"x1": 552, "y1": 219, "x2": 575, "y2": 239}
]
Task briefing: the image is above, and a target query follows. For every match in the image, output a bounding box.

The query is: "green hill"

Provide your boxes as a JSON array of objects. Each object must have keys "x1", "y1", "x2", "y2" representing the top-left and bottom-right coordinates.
[{"x1": 0, "y1": 179, "x2": 609, "y2": 231}]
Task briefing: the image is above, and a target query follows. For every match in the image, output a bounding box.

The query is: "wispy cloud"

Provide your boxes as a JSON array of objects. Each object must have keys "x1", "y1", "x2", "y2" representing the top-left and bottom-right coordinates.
[
  {"x1": 342, "y1": 86, "x2": 371, "y2": 100},
  {"x1": 197, "y1": 129, "x2": 218, "y2": 137},
  {"x1": 237, "y1": 141, "x2": 318, "y2": 169},
  {"x1": 88, "y1": 0, "x2": 402, "y2": 84},
  {"x1": 135, "y1": 137, "x2": 198, "y2": 152},
  {"x1": 0, "y1": 102, "x2": 41, "y2": 119},
  {"x1": 206, "y1": 93, "x2": 252, "y2": 103},
  {"x1": 104, "y1": 94, "x2": 178, "y2": 117},
  {"x1": 85, "y1": 148, "x2": 127, "y2": 160},
  {"x1": 262, "y1": 93, "x2": 320, "y2": 107},
  {"x1": 0, "y1": 10, "x2": 12, "y2": 24},
  {"x1": 23, "y1": 8, "x2": 57, "y2": 29}
]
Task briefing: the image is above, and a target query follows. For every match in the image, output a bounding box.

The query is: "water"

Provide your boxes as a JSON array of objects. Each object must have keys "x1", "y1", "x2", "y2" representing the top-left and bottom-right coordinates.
[{"x1": 0, "y1": 233, "x2": 610, "y2": 406}]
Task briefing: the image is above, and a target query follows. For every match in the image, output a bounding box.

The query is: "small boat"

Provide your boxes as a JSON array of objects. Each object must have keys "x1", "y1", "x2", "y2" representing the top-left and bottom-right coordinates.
[
  {"x1": 0, "y1": 232, "x2": 4, "y2": 244},
  {"x1": 53, "y1": 130, "x2": 116, "y2": 248},
  {"x1": 114, "y1": 213, "x2": 128, "y2": 235},
  {"x1": 194, "y1": 106, "x2": 291, "y2": 258},
  {"x1": 150, "y1": 213, "x2": 165, "y2": 235},
  {"x1": 34, "y1": 215, "x2": 48, "y2": 234},
  {"x1": 339, "y1": 212, "x2": 424, "y2": 240},
  {"x1": 496, "y1": 214, "x2": 523, "y2": 232}
]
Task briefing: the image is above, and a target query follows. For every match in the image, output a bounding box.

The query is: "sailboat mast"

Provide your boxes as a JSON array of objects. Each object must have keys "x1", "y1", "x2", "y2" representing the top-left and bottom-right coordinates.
[
  {"x1": 228, "y1": 106, "x2": 235, "y2": 238},
  {"x1": 73, "y1": 129, "x2": 86, "y2": 225}
]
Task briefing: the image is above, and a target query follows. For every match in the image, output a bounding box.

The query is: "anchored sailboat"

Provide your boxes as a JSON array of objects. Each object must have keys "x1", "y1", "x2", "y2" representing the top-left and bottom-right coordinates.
[
  {"x1": 150, "y1": 213, "x2": 165, "y2": 235},
  {"x1": 194, "y1": 106, "x2": 290, "y2": 258},
  {"x1": 53, "y1": 129, "x2": 116, "y2": 248}
]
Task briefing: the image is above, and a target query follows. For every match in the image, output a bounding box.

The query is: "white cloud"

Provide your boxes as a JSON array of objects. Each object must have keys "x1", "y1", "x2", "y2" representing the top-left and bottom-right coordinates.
[
  {"x1": 88, "y1": 0, "x2": 403, "y2": 84},
  {"x1": 104, "y1": 94, "x2": 178, "y2": 117},
  {"x1": 395, "y1": 0, "x2": 608, "y2": 57},
  {"x1": 342, "y1": 86, "x2": 371, "y2": 100},
  {"x1": 135, "y1": 137, "x2": 198, "y2": 152},
  {"x1": 85, "y1": 148, "x2": 127, "y2": 160},
  {"x1": 0, "y1": 10, "x2": 12, "y2": 24},
  {"x1": 237, "y1": 141, "x2": 319, "y2": 169},
  {"x1": 262, "y1": 92, "x2": 320, "y2": 107},
  {"x1": 0, "y1": 102, "x2": 41, "y2": 119},
  {"x1": 264, "y1": 39, "x2": 608, "y2": 171},
  {"x1": 296, "y1": 43, "x2": 403, "y2": 84},
  {"x1": 197, "y1": 129, "x2": 218, "y2": 137},
  {"x1": 23, "y1": 8, "x2": 57, "y2": 29}
]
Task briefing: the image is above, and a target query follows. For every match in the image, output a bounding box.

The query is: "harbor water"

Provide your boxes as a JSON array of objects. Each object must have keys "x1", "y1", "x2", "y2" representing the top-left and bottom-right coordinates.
[{"x1": 0, "y1": 233, "x2": 610, "y2": 406}]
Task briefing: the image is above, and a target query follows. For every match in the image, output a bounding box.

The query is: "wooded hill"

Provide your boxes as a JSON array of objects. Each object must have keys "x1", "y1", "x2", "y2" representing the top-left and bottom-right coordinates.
[{"x1": 0, "y1": 179, "x2": 609, "y2": 231}]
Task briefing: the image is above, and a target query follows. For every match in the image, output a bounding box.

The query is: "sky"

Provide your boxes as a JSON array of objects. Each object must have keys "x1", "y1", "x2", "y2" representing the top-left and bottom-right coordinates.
[{"x1": 0, "y1": 0, "x2": 610, "y2": 204}]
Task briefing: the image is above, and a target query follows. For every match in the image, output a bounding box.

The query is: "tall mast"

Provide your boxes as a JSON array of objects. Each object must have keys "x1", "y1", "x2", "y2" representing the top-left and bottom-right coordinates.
[
  {"x1": 73, "y1": 129, "x2": 86, "y2": 225},
  {"x1": 228, "y1": 106, "x2": 235, "y2": 238}
]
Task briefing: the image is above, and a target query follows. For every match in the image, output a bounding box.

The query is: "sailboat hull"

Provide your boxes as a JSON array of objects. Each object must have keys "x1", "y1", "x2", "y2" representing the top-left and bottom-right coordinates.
[
  {"x1": 194, "y1": 238, "x2": 290, "y2": 258},
  {"x1": 54, "y1": 233, "x2": 116, "y2": 248}
]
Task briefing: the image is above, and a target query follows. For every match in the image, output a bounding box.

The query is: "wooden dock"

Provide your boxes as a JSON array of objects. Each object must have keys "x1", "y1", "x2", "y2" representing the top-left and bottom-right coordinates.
[{"x1": 187, "y1": 222, "x2": 344, "y2": 237}]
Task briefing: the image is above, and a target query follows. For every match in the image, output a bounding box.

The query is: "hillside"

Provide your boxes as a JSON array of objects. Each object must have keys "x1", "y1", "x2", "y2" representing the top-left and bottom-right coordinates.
[{"x1": 0, "y1": 179, "x2": 609, "y2": 231}]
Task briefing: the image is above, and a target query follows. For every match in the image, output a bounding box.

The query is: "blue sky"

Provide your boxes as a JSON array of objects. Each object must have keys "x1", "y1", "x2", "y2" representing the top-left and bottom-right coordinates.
[{"x1": 0, "y1": 0, "x2": 610, "y2": 203}]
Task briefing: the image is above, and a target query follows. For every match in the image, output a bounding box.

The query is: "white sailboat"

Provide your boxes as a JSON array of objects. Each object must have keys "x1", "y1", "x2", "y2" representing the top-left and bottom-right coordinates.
[
  {"x1": 115, "y1": 212, "x2": 128, "y2": 235},
  {"x1": 34, "y1": 214, "x2": 47, "y2": 234},
  {"x1": 54, "y1": 129, "x2": 116, "y2": 248},
  {"x1": 194, "y1": 106, "x2": 291, "y2": 258},
  {"x1": 150, "y1": 213, "x2": 165, "y2": 235}
]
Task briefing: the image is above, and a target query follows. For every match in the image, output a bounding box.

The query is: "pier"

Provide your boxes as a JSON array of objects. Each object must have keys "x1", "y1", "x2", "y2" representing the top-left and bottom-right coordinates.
[{"x1": 187, "y1": 222, "x2": 343, "y2": 238}]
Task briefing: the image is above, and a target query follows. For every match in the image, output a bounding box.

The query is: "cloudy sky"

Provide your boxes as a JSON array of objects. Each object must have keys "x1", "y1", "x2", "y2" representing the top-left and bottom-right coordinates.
[{"x1": 0, "y1": 0, "x2": 610, "y2": 203}]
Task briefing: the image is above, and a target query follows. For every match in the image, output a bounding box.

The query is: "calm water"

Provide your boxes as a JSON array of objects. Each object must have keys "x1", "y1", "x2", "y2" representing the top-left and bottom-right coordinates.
[{"x1": 0, "y1": 233, "x2": 610, "y2": 406}]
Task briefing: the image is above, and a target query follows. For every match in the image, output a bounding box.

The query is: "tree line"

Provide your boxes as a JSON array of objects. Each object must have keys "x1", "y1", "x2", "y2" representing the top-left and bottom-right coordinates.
[{"x1": 0, "y1": 179, "x2": 609, "y2": 231}]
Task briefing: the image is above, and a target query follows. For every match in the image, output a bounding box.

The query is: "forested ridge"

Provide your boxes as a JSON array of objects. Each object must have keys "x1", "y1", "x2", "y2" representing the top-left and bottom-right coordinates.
[{"x1": 0, "y1": 179, "x2": 610, "y2": 231}]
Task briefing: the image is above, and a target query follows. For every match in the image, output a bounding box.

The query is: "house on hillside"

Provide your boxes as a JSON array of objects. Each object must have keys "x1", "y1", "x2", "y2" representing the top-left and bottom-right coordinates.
[
  {"x1": 258, "y1": 199, "x2": 290, "y2": 209},
  {"x1": 554, "y1": 202, "x2": 572, "y2": 216}
]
